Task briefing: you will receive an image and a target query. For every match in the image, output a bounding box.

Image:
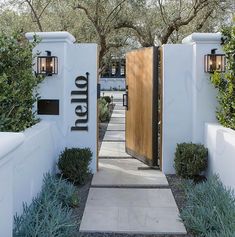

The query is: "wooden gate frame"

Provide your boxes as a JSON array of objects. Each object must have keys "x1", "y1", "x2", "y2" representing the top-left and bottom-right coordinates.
[
  {"x1": 152, "y1": 46, "x2": 160, "y2": 167},
  {"x1": 158, "y1": 47, "x2": 163, "y2": 169}
]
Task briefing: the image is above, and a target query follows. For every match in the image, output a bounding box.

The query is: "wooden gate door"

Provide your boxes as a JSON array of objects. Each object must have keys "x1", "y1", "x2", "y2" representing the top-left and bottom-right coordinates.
[{"x1": 125, "y1": 47, "x2": 159, "y2": 167}]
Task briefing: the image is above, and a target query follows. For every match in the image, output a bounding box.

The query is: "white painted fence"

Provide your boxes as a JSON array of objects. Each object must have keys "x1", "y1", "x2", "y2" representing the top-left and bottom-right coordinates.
[
  {"x1": 0, "y1": 122, "x2": 62, "y2": 237},
  {"x1": 99, "y1": 78, "x2": 126, "y2": 90},
  {"x1": 205, "y1": 123, "x2": 235, "y2": 190}
]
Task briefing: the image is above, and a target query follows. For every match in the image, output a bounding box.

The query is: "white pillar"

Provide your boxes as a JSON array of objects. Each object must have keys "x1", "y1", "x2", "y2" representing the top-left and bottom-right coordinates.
[
  {"x1": 182, "y1": 33, "x2": 221, "y2": 143},
  {"x1": 162, "y1": 33, "x2": 222, "y2": 174},
  {"x1": 26, "y1": 32, "x2": 98, "y2": 173}
]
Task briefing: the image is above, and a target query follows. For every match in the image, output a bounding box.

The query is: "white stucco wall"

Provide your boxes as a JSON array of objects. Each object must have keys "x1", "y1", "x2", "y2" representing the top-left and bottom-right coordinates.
[
  {"x1": 0, "y1": 122, "x2": 61, "y2": 237},
  {"x1": 26, "y1": 32, "x2": 98, "y2": 173},
  {"x1": 0, "y1": 32, "x2": 98, "y2": 236},
  {"x1": 162, "y1": 33, "x2": 221, "y2": 174},
  {"x1": 205, "y1": 123, "x2": 235, "y2": 191},
  {"x1": 66, "y1": 43, "x2": 98, "y2": 171},
  {"x1": 162, "y1": 44, "x2": 193, "y2": 173},
  {"x1": 99, "y1": 78, "x2": 126, "y2": 90}
]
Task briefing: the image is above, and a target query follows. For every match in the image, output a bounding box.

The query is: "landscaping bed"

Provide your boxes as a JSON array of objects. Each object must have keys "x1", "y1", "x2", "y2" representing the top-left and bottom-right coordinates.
[
  {"x1": 74, "y1": 175, "x2": 93, "y2": 231},
  {"x1": 167, "y1": 175, "x2": 193, "y2": 237}
]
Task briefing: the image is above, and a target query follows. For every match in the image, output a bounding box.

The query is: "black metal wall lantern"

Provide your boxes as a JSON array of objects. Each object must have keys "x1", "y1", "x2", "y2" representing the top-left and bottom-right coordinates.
[
  {"x1": 204, "y1": 48, "x2": 226, "y2": 73},
  {"x1": 37, "y1": 51, "x2": 58, "y2": 76}
]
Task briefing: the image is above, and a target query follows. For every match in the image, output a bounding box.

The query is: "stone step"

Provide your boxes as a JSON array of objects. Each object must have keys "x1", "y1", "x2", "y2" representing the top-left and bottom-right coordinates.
[
  {"x1": 109, "y1": 117, "x2": 125, "y2": 124},
  {"x1": 99, "y1": 142, "x2": 131, "y2": 158},
  {"x1": 107, "y1": 123, "x2": 125, "y2": 131},
  {"x1": 103, "y1": 131, "x2": 125, "y2": 142},
  {"x1": 80, "y1": 187, "x2": 186, "y2": 235},
  {"x1": 93, "y1": 159, "x2": 168, "y2": 187},
  {"x1": 111, "y1": 110, "x2": 125, "y2": 118}
]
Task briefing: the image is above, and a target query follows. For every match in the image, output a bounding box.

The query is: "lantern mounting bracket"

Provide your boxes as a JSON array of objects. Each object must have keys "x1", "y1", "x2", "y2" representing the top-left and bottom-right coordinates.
[
  {"x1": 45, "y1": 50, "x2": 52, "y2": 56},
  {"x1": 211, "y1": 48, "x2": 217, "y2": 54}
]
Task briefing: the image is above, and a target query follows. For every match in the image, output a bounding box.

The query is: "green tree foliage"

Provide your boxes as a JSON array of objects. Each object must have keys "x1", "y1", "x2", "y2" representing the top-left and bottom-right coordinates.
[
  {"x1": 0, "y1": 0, "x2": 233, "y2": 70},
  {"x1": 0, "y1": 32, "x2": 43, "y2": 132},
  {"x1": 211, "y1": 23, "x2": 235, "y2": 130}
]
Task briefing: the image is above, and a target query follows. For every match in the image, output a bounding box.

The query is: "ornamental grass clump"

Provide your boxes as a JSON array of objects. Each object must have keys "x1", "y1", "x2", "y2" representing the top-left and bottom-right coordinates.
[
  {"x1": 98, "y1": 98, "x2": 111, "y2": 122},
  {"x1": 13, "y1": 173, "x2": 78, "y2": 237},
  {"x1": 41, "y1": 173, "x2": 79, "y2": 208},
  {"x1": 58, "y1": 148, "x2": 92, "y2": 185},
  {"x1": 174, "y1": 143, "x2": 208, "y2": 179},
  {"x1": 181, "y1": 175, "x2": 235, "y2": 237}
]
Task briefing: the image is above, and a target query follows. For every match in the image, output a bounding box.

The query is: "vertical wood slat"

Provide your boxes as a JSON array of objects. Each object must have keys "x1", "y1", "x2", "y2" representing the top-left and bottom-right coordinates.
[{"x1": 126, "y1": 47, "x2": 155, "y2": 165}]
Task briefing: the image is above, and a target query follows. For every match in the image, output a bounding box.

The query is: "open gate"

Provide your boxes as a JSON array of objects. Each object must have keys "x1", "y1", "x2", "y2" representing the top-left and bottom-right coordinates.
[{"x1": 124, "y1": 47, "x2": 161, "y2": 167}]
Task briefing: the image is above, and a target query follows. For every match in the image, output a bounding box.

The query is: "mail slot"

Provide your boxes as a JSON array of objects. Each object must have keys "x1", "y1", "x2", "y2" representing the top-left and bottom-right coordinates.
[{"x1": 38, "y1": 99, "x2": 59, "y2": 115}]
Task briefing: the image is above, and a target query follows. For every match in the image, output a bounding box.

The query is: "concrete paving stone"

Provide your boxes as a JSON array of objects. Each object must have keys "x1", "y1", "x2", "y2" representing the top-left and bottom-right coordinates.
[
  {"x1": 92, "y1": 159, "x2": 168, "y2": 186},
  {"x1": 103, "y1": 131, "x2": 125, "y2": 141},
  {"x1": 111, "y1": 110, "x2": 126, "y2": 118},
  {"x1": 86, "y1": 189, "x2": 176, "y2": 208},
  {"x1": 101, "y1": 91, "x2": 125, "y2": 100},
  {"x1": 107, "y1": 123, "x2": 125, "y2": 131},
  {"x1": 114, "y1": 104, "x2": 125, "y2": 110},
  {"x1": 80, "y1": 188, "x2": 186, "y2": 234},
  {"x1": 99, "y1": 142, "x2": 131, "y2": 157},
  {"x1": 110, "y1": 117, "x2": 125, "y2": 124}
]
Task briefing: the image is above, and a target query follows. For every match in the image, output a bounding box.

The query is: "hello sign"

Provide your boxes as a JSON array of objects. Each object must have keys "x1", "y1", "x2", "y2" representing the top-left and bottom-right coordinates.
[{"x1": 71, "y1": 72, "x2": 89, "y2": 131}]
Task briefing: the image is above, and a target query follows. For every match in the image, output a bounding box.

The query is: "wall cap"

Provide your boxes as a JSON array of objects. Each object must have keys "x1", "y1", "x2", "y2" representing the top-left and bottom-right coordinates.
[
  {"x1": 25, "y1": 31, "x2": 76, "y2": 44},
  {"x1": 205, "y1": 123, "x2": 235, "y2": 135},
  {"x1": 0, "y1": 133, "x2": 24, "y2": 161},
  {"x1": 182, "y1": 32, "x2": 222, "y2": 44}
]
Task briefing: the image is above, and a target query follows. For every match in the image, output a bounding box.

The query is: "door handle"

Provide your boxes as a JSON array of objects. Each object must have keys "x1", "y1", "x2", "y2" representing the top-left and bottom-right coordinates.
[{"x1": 123, "y1": 93, "x2": 128, "y2": 110}]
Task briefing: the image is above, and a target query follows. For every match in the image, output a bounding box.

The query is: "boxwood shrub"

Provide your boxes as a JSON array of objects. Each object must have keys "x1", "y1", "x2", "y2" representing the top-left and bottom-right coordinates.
[
  {"x1": 58, "y1": 147, "x2": 92, "y2": 185},
  {"x1": 174, "y1": 143, "x2": 208, "y2": 179}
]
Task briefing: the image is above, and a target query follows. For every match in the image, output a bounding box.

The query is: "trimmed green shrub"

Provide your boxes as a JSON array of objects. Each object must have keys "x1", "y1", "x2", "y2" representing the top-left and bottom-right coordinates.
[
  {"x1": 58, "y1": 148, "x2": 92, "y2": 184},
  {"x1": 181, "y1": 175, "x2": 235, "y2": 236},
  {"x1": 174, "y1": 143, "x2": 208, "y2": 179},
  {"x1": 41, "y1": 173, "x2": 79, "y2": 208},
  {"x1": 210, "y1": 25, "x2": 235, "y2": 130},
  {"x1": 13, "y1": 174, "x2": 78, "y2": 237},
  {"x1": 98, "y1": 98, "x2": 110, "y2": 122},
  {"x1": 102, "y1": 96, "x2": 112, "y2": 104},
  {"x1": 0, "y1": 31, "x2": 43, "y2": 132}
]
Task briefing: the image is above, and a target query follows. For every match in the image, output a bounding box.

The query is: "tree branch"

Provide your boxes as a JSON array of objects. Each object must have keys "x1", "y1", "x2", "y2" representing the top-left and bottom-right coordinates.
[
  {"x1": 38, "y1": 0, "x2": 52, "y2": 18},
  {"x1": 25, "y1": 0, "x2": 43, "y2": 31}
]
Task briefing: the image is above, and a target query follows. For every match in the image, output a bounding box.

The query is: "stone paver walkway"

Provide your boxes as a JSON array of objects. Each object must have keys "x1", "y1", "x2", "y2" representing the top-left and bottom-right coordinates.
[{"x1": 80, "y1": 92, "x2": 187, "y2": 235}]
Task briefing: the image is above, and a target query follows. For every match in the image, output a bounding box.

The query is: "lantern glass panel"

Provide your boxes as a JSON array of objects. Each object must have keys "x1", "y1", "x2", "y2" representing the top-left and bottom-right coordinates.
[
  {"x1": 204, "y1": 54, "x2": 226, "y2": 73},
  {"x1": 111, "y1": 64, "x2": 116, "y2": 76},
  {"x1": 37, "y1": 56, "x2": 58, "y2": 75},
  {"x1": 41, "y1": 58, "x2": 46, "y2": 73},
  {"x1": 121, "y1": 65, "x2": 125, "y2": 76}
]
